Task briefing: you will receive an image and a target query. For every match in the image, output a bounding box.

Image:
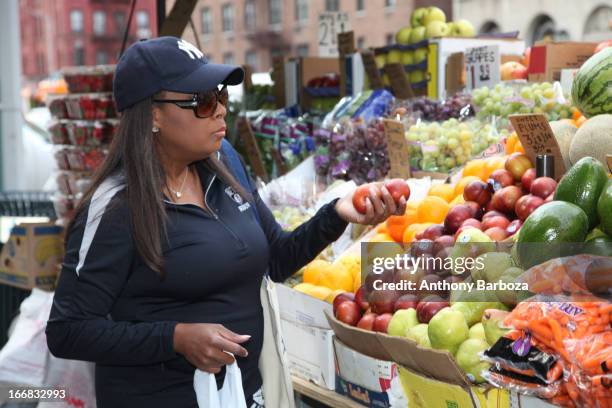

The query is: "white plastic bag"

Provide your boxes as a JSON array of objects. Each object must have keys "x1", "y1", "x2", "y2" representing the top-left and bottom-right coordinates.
[
  {"x1": 194, "y1": 361, "x2": 247, "y2": 408},
  {"x1": 37, "y1": 353, "x2": 97, "y2": 408}
]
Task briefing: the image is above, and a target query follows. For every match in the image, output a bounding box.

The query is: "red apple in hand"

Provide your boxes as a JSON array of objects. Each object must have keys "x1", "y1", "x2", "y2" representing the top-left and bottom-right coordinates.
[
  {"x1": 515, "y1": 194, "x2": 545, "y2": 221},
  {"x1": 393, "y1": 294, "x2": 419, "y2": 311},
  {"x1": 333, "y1": 292, "x2": 355, "y2": 315},
  {"x1": 352, "y1": 183, "x2": 381, "y2": 214},
  {"x1": 335, "y1": 301, "x2": 362, "y2": 326},
  {"x1": 463, "y1": 180, "x2": 492, "y2": 206},
  {"x1": 373, "y1": 313, "x2": 393, "y2": 333},
  {"x1": 530, "y1": 177, "x2": 557, "y2": 199},
  {"x1": 384, "y1": 179, "x2": 410, "y2": 204},
  {"x1": 492, "y1": 186, "x2": 523, "y2": 214},
  {"x1": 521, "y1": 168, "x2": 536, "y2": 192},
  {"x1": 357, "y1": 312, "x2": 377, "y2": 331},
  {"x1": 489, "y1": 169, "x2": 515, "y2": 191},
  {"x1": 354, "y1": 285, "x2": 369, "y2": 311}
]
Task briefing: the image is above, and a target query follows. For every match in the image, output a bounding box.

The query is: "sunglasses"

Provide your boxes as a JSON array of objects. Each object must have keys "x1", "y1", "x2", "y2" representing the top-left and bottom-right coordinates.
[{"x1": 153, "y1": 85, "x2": 229, "y2": 119}]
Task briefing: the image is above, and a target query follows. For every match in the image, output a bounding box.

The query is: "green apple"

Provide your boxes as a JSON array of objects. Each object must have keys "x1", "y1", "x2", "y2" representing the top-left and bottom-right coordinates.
[
  {"x1": 450, "y1": 230, "x2": 495, "y2": 275},
  {"x1": 400, "y1": 51, "x2": 414, "y2": 66},
  {"x1": 406, "y1": 323, "x2": 431, "y2": 348},
  {"x1": 451, "y1": 300, "x2": 507, "y2": 327},
  {"x1": 455, "y1": 338, "x2": 490, "y2": 383},
  {"x1": 451, "y1": 19, "x2": 475, "y2": 37},
  {"x1": 428, "y1": 307, "x2": 469, "y2": 354},
  {"x1": 409, "y1": 70, "x2": 425, "y2": 83},
  {"x1": 410, "y1": 7, "x2": 427, "y2": 27},
  {"x1": 386, "y1": 49, "x2": 403, "y2": 64},
  {"x1": 447, "y1": 22, "x2": 456, "y2": 36},
  {"x1": 423, "y1": 6, "x2": 446, "y2": 26},
  {"x1": 482, "y1": 309, "x2": 510, "y2": 346},
  {"x1": 387, "y1": 308, "x2": 419, "y2": 337},
  {"x1": 375, "y1": 54, "x2": 387, "y2": 69},
  {"x1": 396, "y1": 26, "x2": 412, "y2": 45},
  {"x1": 469, "y1": 323, "x2": 487, "y2": 341},
  {"x1": 410, "y1": 26, "x2": 427, "y2": 44},
  {"x1": 503, "y1": 267, "x2": 524, "y2": 279},
  {"x1": 426, "y1": 21, "x2": 450, "y2": 39},
  {"x1": 476, "y1": 252, "x2": 513, "y2": 283},
  {"x1": 414, "y1": 48, "x2": 428, "y2": 63}
]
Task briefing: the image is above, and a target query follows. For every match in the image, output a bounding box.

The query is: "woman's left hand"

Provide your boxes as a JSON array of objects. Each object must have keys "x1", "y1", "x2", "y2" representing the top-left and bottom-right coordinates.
[{"x1": 335, "y1": 184, "x2": 407, "y2": 225}]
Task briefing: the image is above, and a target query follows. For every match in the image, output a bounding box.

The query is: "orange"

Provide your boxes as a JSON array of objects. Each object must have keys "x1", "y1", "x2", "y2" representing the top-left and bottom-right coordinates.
[
  {"x1": 428, "y1": 183, "x2": 455, "y2": 203},
  {"x1": 303, "y1": 259, "x2": 329, "y2": 285},
  {"x1": 369, "y1": 233, "x2": 395, "y2": 243},
  {"x1": 462, "y1": 159, "x2": 487, "y2": 180},
  {"x1": 417, "y1": 196, "x2": 450, "y2": 224},
  {"x1": 505, "y1": 133, "x2": 518, "y2": 155},
  {"x1": 334, "y1": 254, "x2": 361, "y2": 284},
  {"x1": 404, "y1": 200, "x2": 420, "y2": 223},
  {"x1": 307, "y1": 285, "x2": 334, "y2": 301},
  {"x1": 318, "y1": 264, "x2": 354, "y2": 292},
  {"x1": 454, "y1": 176, "x2": 482, "y2": 197},
  {"x1": 376, "y1": 223, "x2": 388, "y2": 234},
  {"x1": 386, "y1": 215, "x2": 412, "y2": 243},
  {"x1": 449, "y1": 194, "x2": 466, "y2": 206},
  {"x1": 575, "y1": 116, "x2": 587, "y2": 127},
  {"x1": 515, "y1": 141, "x2": 525, "y2": 153},
  {"x1": 484, "y1": 157, "x2": 507, "y2": 179},
  {"x1": 402, "y1": 223, "x2": 434, "y2": 244}
]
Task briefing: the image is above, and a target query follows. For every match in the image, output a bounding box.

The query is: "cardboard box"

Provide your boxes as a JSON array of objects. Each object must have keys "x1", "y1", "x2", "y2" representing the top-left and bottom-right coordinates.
[
  {"x1": 281, "y1": 318, "x2": 335, "y2": 390},
  {"x1": 275, "y1": 283, "x2": 332, "y2": 328},
  {"x1": 528, "y1": 41, "x2": 597, "y2": 83},
  {"x1": 297, "y1": 57, "x2": 340, "y2": 110},
  {"x1": 333, "y1": 337, "x2": 397, "y2": 407},
  {"x1": 0, "y1": 222, "x2": 63, "y2": 290}
]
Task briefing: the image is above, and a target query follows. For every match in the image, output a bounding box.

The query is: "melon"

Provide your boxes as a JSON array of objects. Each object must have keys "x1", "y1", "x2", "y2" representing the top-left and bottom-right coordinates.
[
  {"x1": 569, "y1": 114, "x2": 612, "y2": 166},
  {"x1": 571, "y1": 47, "x2": 612, "y2": 117},
  {"x1": 549, "y1": 120, "x2": 577, "y2": 169}
]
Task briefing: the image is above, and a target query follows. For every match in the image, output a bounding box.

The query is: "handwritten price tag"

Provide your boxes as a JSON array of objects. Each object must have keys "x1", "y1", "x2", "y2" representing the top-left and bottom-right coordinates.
[
  {"x1": 361, "y1": 51, "x2": 383, "y2": 89},
  {"x1": 465, "y1": 45, "x2": 500, "y2": 90},
  {"x1": 383, "y1": 119, "x2": 411, "y2": 179},
  {"x1": 509, "y1": 114, "x2": 566, "y2": 179},
  {"x1": 384, "y1": 63, "x2": 414, "y2": 100}
]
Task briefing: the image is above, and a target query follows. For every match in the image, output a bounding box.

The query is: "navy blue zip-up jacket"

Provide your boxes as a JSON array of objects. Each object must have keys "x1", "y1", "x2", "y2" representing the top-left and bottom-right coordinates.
[{"x1": 46, "y1": 154, "x2": 348, "y2": 407}]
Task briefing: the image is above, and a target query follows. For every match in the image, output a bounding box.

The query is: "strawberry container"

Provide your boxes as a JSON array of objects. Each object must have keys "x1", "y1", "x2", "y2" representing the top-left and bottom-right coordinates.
[
  {"x1": 48, "y1": 98, "x2": 68, "y2": 119},
  {"x1": 49, "y1": 123, "x2": 70, "y2": 145},
  {"x1": 63, "y1": 65, "x2": 115, "y2": 93}
]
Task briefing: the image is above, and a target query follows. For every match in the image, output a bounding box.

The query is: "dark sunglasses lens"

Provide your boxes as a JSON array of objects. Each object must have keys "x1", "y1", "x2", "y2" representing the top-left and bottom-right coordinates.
[
  {"x1": 196, "y1": 91, "x2": 217, "y2": 117},
  {"x1": 219, "y1": 87, "x2": 229, "y2": 106}
]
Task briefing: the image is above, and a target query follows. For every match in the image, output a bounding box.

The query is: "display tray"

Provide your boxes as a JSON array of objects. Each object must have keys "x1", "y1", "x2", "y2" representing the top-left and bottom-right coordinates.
[{"x1": 293, "y1": 376, "x2": 364, "y2": 408}]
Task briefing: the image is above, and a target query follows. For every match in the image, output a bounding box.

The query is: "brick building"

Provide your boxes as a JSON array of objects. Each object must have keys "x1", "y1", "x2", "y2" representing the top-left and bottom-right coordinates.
[
  {"x1": 20, "y1": 0, "x2": 157, "y2": 81},
  {"x1": 169, "y1": 0, "x2": 452, "y2": 73}
]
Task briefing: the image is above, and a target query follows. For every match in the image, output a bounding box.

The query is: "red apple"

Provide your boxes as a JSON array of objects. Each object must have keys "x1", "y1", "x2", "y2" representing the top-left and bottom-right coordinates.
[
  {"x1": 411, "y1": 239, "x2": 435, "y2": 258},
  {"x1": 416, "y1": 295, "x2": 449, "y2": 323},
  {"x1": 482, "y1": 210, "x2": 505, "y2": 221},
  {"x1": 433, "y1": 235, "x2": 455, "y2": 254},
  {"x1": 530, "y1": 177, "x2": 557, "y2": 199},
  {"x1": 506, "y1": 219, "x2": 522, "y2": 236},
  {"x1": 464, "y1": 201, "x2": 484, "y2": 220},
  {"x1": 515, "y1": 194, "x2": 545, "y2": 221},
  {"x1": 333, "y1": 292, "x2": 355, "y2": 315},
  {"x1": 482, "y1": 215, "x2": 510, "y2": 231},
  {"x1": 488, "y1": 169, "x2": 515, "y2": 191},
  {"x1": 505, "y1": 153, "x2": 533, "y2": 181},
  {"x1": 421, "y1": 224, "x2": 446, "y2": 241},
  {"x1": 484, "y1": 227, "x2": 509, "y2": 241},
  {"x1": 368, "y1": 290, "x2": 400, "y2": 314},
  {"x1": 484, "y1": 200, "x2": 495, "y2": 212},
  {"x1": 384, "y1": 179, "x2": 410, "y2": 204},
  {"x1": 373, "y1": 313, "x2": 393, "y2": 333},
  {"x1": 356, "y1": 312, "x2": 377, "y2": 331},
  {"x1": 335, "y1": 301, "x2": 362, "y2": 326},
  {"x1": 354, "y1": 285, "x2": 369, "y2": 311},
  {"x1": 352, "y1": 183, "x2": 381, "y2": 214},
  {"x1": 419, "y1": 274, "x2": 444, "y2": 298},
  {"x1": 492, "y1": 186, "x2": 523, "y2": 214},
  {"x1": 463, "y1": 180, "x2": 492, "y2": 206},
  {"x1": 444, "y1": 204, "x2": 473, "y2": 234},
  {"x1": 461, "y1": 218, "x2": 482, "y2": 230},
  {"x1": 393, "y1": 294, "x2": 419, "y2": 311},
  {"x1": 521, "y1": 168, "x2": 537, "y2": 192}
]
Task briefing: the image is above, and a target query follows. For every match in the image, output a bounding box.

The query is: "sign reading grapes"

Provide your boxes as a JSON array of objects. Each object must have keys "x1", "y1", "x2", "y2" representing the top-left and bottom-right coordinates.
[
  {"x1": 465, "y1": 45, "x2": 500, "y2": 90},
  {"x1": 383, "y1": 119, "x2": 411, "y2": 179},
  {"x1": 509, "y1": 114, "x2": 566, "y2": 179}
]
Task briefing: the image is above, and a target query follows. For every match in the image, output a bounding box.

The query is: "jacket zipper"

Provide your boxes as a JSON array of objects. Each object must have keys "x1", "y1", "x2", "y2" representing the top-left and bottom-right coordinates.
[{"x1": 203, "y1": 174, "x2": 247, "y2": 250}]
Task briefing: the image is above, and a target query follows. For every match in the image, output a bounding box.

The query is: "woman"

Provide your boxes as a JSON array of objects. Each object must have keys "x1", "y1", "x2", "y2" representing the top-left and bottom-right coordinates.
[{"x1": 46, "y1": 37, "x2": 406, "y2": 408}]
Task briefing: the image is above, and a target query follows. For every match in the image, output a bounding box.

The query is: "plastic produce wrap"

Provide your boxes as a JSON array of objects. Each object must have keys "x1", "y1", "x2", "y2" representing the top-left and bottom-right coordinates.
[
  {"x1": 393, "y1": 94, "x2": 474, "y2": 122},
  {"x1": 351, "y1": 89, "x2": 395, "y2": 124}
]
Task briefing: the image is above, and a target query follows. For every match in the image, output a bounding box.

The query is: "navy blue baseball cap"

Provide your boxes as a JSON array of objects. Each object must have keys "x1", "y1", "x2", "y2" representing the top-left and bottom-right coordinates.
[{"x1": 113, "y1": 36, "x2": 244, "y2": 112}]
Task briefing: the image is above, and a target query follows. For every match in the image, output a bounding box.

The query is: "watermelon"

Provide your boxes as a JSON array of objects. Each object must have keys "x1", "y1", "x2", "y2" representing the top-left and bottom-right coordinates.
[{"x1": 571, "y1": 47, "x2": 612, "y2": 118}]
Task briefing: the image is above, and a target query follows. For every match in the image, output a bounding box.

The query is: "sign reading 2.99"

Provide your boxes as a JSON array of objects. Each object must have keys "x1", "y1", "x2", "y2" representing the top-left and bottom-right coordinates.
[
  {"x1": 318, "y1": 12, "x2": 350, "y2": 57},
  {"x1": 465, "y1": 45, "x2": 500, "y2": 90}
]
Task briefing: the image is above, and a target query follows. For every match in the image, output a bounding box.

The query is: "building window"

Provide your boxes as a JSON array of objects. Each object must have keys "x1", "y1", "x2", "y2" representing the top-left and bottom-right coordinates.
[
  {"x1": 223, "y1": 52, "x2": 234, "y2": 65},
  {"x1": 245, "y1": 1, "x2": 256, "y2": 30},
  {"x1": 295, "y1": 0, "x2": 308, "y2": 22},
  {"x1": 201, "y1": 7, "x2": 212, "y2": 34},
  {"x1": 270, "y1": 47, "x2": 283, "y2": 65},
  {"x1": 222, "y1": 4, "x2": 234, "y2": 32},
  {"x1": 357, "y1": 36, "x2": 365, "y2": 49},
  {"x1": 73, "y1": 46, "x2": 85, "y2": 65},
  {"x1": 325, "y1": 0, "x2": 339, "y2": 11},
  {"x1": 96, "y1": 50, "x2": 108, "y2": 65},
  {"x1": 114, "y1": 12, "x2": 126, "y2": 32},
  {"x1": 385, "y1": 0, "x2": 396, "y2": 7},
  {"x1": 136, "y1": 10, "x2": 151, "y2": 38},
  {"x1": 385, "y1": 33, "x2": 394, "y2": 45},
  {"x1": 93, "y1": 11, "x2": 106, "y2": 35},
  {"x1": 268, "y1": 0, "x2": 282, "y2": 25},
  {"x1": 245, "y1": 51, "x2": 258, "y2": 70},
  {"x1": 356, "y1": 0, "x2": 365, "y2": 11},
  {"x1": 296, "y1": 44, "x2": 309, "y2": 56},
  {"x1": 70, "y1": 10, "x2": 83, "y2": 33}
]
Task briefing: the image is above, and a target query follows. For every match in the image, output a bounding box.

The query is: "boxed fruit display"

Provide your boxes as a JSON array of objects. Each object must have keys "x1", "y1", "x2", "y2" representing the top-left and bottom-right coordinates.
[
  {"x1": 63, "y1": 94, "x2": 117, "y2": 120},
  {"x1": 62, "y1": 65, "x2": 114, "y2": 93},
  {"x1": 528, "y1": 42, "x2": 598, "y2": 83}
]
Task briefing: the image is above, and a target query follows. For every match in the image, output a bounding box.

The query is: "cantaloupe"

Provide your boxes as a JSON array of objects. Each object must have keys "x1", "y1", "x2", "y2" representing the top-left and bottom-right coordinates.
[
  {"x1": 549, "y1": 120, "x2": 577, "y2": 169},
  {"x1": 569, "y1": 114, "x2": 612, "y2": 167}
]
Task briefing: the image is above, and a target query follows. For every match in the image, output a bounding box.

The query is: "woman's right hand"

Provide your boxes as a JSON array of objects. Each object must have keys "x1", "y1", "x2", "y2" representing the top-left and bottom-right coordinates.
[{"x1": 173, "y1": 323, "x2": 250, "y2": 373}]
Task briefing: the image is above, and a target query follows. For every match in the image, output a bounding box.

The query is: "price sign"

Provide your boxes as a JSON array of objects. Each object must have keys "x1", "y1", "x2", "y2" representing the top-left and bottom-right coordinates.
[
  {"x1": 384, "y1": 63, "x2": 414, "y2": 100},
  {"x1": 338, "y1": 31, "x2": 355, "y2": 56},
  {"x1": 509, "y1": 114, "x2": 566, "y2": 179},
  {"x1": 383, "y1": 119, "x2": 411, "y2": 179},
  {"x1": 465, "y1": 45, "x2": 500, "y2": 89},
  {"x1": 237, "y1": 117, "x2": 268, "y2": 182},
  {"x1": 361, "y1": 51, "x2": 384, "y2": 89},
  {"x1": 318, "y1": 12, "x2": 350, "y2": 57}
]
